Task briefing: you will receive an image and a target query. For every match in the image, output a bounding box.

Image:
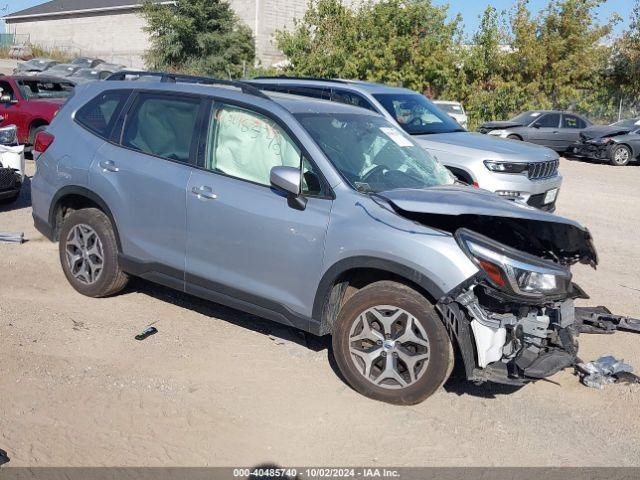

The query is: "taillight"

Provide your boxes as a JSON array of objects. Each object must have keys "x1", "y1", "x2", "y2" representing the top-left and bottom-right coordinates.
[{"x1": 34, "y1": 131, "x2": 55, "y2": 154}]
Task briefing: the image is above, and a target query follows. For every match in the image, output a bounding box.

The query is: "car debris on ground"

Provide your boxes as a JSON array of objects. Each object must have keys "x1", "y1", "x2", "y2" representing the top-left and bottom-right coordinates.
[
  {"x1": 0, "y1": 232, "x2": 24, "y2": 244},
  {"x1": 575, "y1": 306, "x2": 640, "y2": 334},
  {"x1": 135, "y1": 326, "x2": 158, "y2": 341},
  {"x1": 575, "y1": 356, "x2": 639, "y2": 389}
]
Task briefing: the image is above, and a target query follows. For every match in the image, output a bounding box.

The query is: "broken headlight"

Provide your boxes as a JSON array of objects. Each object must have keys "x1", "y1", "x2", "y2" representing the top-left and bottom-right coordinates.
[{"x1": 456, "y1": 228, "x2": 572, "y2": 300}]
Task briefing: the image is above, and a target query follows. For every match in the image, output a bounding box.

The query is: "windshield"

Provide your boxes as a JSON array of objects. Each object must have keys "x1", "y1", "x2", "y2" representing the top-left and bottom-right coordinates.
[
  {"x1": 21, "y1": 59, "x2": 52, "y2": 70},
  {"x1": 510, "y1": 111, "x2": 544, "y2": 125},
  {"x1": 48, "y1": 65, "x2": 76, "y2": 75},
  {"x1": 297, "y1": 112, "x2": 454, "y2": 193},
  {"x1": 71, "y1": 69, "x2": 99, "y2": 79},
  {"x1": 611, "y1": 117, "x2": 640, "y2": 128},
  {"x1": 72, "y1": 58, "x2": 91, "y2": 67},
  {"x1": 17, "y1": 80, "x2": 74, "y2": 99},
  {"x1": 373, "y1": 93, "x2": 464, "y2": 135},
  {"x1": 436, "y1": 103, "x2": 463, "y2": 114}
]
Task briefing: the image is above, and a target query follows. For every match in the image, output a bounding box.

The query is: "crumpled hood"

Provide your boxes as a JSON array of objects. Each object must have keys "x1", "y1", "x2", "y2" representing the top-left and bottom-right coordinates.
[
  {"x1": 580, "y1": 125, "x2": 632, "y2": 141},
  {"x1": 377, "y1": 185, "x2": 598, "y2": 267},
  {"x1": 413, "y1": 131, "x2": 558, "y2": 161}
]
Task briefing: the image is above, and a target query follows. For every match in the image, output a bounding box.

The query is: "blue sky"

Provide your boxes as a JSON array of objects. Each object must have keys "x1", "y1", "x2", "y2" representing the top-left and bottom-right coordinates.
[{"x1": 1, "y1": 0, "x2": 633, "y2": 36}]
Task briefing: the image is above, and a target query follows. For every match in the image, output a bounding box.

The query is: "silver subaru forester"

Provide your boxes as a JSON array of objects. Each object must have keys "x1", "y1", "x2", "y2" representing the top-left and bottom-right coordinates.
[{"x1": 32, "y1": 75, "x2": 596, "y2": 404}]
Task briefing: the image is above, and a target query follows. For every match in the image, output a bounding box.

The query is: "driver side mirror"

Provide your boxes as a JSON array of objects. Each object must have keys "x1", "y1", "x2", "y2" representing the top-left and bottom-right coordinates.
[{"x1": 270, "y1": 166, "x2": 307, "y2": 210}]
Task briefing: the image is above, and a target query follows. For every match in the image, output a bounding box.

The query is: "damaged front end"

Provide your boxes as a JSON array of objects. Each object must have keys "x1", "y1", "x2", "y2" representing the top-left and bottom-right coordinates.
[
  {"x1": 436, "y1": 228, "x2": 585, "y2": 385},
  {"x1": 379, "y1": 186, "x2": 600, "y2": 385}
]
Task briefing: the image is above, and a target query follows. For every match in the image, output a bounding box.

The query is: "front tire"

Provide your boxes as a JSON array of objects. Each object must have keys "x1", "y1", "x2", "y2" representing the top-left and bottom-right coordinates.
[
  {"x1": 609, "y1": 144, "x2": 631, "y2": 166},
  {"x1": 58, "y1": 208, "x2": 128, "y2": 297},
  {"x1": 332, "y1": 281, "x2": 453, "y2": 405},
  {"x1": 507, "y1": 134, "x2": 522, "y2": 141}
]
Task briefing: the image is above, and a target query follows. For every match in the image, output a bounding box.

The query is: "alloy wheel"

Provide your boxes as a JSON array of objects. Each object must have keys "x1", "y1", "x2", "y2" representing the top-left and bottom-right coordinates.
[
  {"x1": 614, "y1": 147, "x2": 630, "y2": 165},
  {"x1": 65, "y1": 224, "x2": 104, "y2": 285},
  {"x1": 348, "y1": 305, "x2": 430, "y2": 389}
]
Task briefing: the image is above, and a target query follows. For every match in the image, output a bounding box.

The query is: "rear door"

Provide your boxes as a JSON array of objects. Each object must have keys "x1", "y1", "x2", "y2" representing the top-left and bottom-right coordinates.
[
  {"x1": 185, "y1": 101, "x2": 332, "y2": 322},
  {"x1": 528, "y1": 113, "x2": 562, "y2": 149},
  {"x1": 558, "y1": 114, "x2": 587, "y2": 150},
  {"x1": 89, "y1": 91, "x2": 205, "y2": 280}
]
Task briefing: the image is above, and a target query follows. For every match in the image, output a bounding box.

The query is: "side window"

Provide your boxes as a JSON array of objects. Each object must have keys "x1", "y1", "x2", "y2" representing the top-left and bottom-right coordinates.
[
  {"x1": 122, "y1": 93, "x2": 201, "y2": 163},
  {"x1": 331, "y1": 89, "x2": 376, "y2": 111},
  {"x1": 562, "y1": 114, "x2": 585, "y2": 129},
  {"x1": 534, "y1": 113, "x2": 560, "y2": 128},
  {"x1": 206, "y1": 104, "x2": 301, "y2": 186},
  {"x1": 75, "y1": 90, "x2": 130, "y2": 139},
  {"x1": 0, "y1": 81, "x2": 16, "y2": 100}
]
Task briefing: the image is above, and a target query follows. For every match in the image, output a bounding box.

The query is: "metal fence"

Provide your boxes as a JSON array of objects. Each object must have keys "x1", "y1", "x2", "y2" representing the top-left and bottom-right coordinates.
[{"x1": 0, "y1": 33, "x2": 29, "y2": 47}]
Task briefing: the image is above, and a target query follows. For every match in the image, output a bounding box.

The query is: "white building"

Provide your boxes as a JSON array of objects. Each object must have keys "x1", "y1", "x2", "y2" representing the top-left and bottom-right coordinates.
[{"x1": 4, "y1": 0, "x2": 311, "y2": 68}]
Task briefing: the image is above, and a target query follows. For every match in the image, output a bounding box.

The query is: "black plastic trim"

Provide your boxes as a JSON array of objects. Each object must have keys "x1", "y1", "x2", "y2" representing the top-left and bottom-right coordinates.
[{"x1": 312, "y1": 256, "x2": 446, "y2": 327}]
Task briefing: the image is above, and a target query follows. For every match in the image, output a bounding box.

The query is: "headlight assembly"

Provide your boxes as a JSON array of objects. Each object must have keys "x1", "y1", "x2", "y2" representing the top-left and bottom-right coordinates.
[
  {"x1": 455, "y1": 228, "x2": 572, "y2": 300},
  {"x1": 483, "y1": 160, "x2": 528, "y2": 174}
]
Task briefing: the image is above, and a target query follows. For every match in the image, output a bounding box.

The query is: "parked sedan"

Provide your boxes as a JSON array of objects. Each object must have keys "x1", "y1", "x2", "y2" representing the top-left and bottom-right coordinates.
[
  {"x1": 478, "y1": 110, "x2": 592, "y2": 153},
  {"x1": 13, "y1": 58, "x2": 59, "y2": 76},
  {"x1": 39, "y1": 63, "x2": 81, "y2": 78},
  {"x1": 571, "y1": 117, "x2": 640, "y2": 166}
]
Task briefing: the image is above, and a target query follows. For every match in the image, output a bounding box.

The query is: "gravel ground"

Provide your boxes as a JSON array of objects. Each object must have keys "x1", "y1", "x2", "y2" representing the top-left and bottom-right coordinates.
[{"x1": 0, "y1": 158, "x2": 638, "y2": 467}]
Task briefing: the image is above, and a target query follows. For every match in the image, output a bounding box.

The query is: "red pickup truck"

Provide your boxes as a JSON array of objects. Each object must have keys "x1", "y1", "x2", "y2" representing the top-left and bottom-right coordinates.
[{"x1": 0, "y1": 75, "x2": 74, "y2": 145}]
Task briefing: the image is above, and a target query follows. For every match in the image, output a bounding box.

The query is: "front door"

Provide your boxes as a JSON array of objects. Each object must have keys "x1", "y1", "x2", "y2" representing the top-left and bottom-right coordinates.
[
  {"x1": 0, "y1": 80, "x2": 25, "y2": 140},
  {"x1": 528, "y1": 112, "x2": 562, "y2": 150},
  {"x1": 185, "y1": 102, "x2": 332, "y2": 323},
  {"x1": 90, "y1": 92, "x2": 204, "y2": 277}
]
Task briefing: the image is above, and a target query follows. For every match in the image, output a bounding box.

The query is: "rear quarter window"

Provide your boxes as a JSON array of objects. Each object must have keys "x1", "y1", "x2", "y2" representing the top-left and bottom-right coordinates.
[{"x1": 75, "y1": 90, "x2": 131, "y2": 139}]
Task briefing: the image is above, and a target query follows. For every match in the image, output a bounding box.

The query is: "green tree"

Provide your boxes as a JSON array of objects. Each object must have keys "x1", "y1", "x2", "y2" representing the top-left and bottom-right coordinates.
[
  {"x1": 276, "y1": 0, "x2": 461, "y2": 95},
  {"x1": 142, "y1": 0, "x2": 255, "y2": 78},
  {"x1": 611, "y1": 0, "x2": 640, "y2": 101}
]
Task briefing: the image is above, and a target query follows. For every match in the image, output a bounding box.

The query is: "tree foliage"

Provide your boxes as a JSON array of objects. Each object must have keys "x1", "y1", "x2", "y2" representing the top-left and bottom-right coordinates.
[
  {"x1": 142, "y1": 0, "x2": 255, "y2": 78},
  {"x1": 275, "y1": 0, "x2": 635, "y2": 127}
]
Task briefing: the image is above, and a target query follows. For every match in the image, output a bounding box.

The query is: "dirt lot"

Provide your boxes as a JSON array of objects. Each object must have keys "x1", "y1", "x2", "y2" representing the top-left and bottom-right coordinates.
[{"x1": 0, "y1": 157, "x2": 639, "y2": 467}]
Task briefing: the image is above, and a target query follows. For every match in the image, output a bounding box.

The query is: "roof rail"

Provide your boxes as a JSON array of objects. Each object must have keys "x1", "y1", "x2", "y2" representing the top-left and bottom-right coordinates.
[
  {"x1": 252, "y1": 75, "x2": 349, "y2": 84},
  {"x1": 105, "y1": 71, "x2": 271, "y2": 100}
]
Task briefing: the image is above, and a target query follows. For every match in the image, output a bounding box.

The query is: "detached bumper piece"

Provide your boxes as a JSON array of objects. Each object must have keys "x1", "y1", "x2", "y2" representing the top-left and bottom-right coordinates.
[
  {"x1": 575, "y1": 306, "x2": 640, "y2": 335},
  {"x1": 0, "y1": 167, "x2": 21, "y2": 200}
]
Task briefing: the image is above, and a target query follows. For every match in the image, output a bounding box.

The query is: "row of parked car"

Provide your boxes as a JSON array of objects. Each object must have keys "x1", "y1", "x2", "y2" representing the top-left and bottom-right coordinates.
[
  {"x1": 13, "y1": 56, "x2": 126, "y2": 84},
  {"x1": 5, "y1": 70, "x2": 604, "y2": 406}
]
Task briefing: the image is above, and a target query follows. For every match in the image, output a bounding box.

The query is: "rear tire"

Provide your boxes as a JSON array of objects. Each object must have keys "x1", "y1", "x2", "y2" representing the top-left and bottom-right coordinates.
[
  {"x1": 332, "y1": 281, "x2": 453, "y2": 405},
  {"x1": 58, "y1": 208, "x2": 128, "y2": 298},
  {"x1": 609, "y1": 144, "x2": 631, "y2": 166}
]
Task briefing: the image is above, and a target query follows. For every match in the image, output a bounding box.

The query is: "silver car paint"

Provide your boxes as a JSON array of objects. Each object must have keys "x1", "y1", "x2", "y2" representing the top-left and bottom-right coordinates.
[{"x1": 31, "y1": 81, "x2": 477, "y2": 322}]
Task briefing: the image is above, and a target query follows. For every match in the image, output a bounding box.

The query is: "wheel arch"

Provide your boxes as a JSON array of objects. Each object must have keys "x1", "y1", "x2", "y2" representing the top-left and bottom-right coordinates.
[
  {"x1": 28, "y1": 118, "x2": 50, "y2": 142},
  {"x1": 312, "y1": 257, "x2": 446, "y2": 335},
  {"x1": 48, "y1": 186, "x2": 121, "y2": 250}
]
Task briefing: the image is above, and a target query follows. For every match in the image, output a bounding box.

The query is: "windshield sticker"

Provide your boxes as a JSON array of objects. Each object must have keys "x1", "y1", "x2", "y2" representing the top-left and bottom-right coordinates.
[{"x1": 380, "y1": 127, "x2": 413, "y2": 147}]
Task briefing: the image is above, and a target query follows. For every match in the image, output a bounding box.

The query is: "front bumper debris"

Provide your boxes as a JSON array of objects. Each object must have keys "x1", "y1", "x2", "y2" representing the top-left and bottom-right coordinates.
[
  {"x1": 571, "y1": 142, "x2": 610, "y2": 160},
  {"x1": 575, "y1": 306, "x2": 640, "y2": 334},
  {"x1": 438, "y1": 281, "x2": 639, "y2": 387}
]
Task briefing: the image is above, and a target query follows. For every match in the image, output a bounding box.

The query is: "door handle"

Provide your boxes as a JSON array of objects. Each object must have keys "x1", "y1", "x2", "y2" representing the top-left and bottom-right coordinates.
[
  {"x1": 99, "y1": 160, "x2": 119, "y2": 172},
  {"x1": 191, "y1": 185, "x2": 218, "y2": 200}
]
